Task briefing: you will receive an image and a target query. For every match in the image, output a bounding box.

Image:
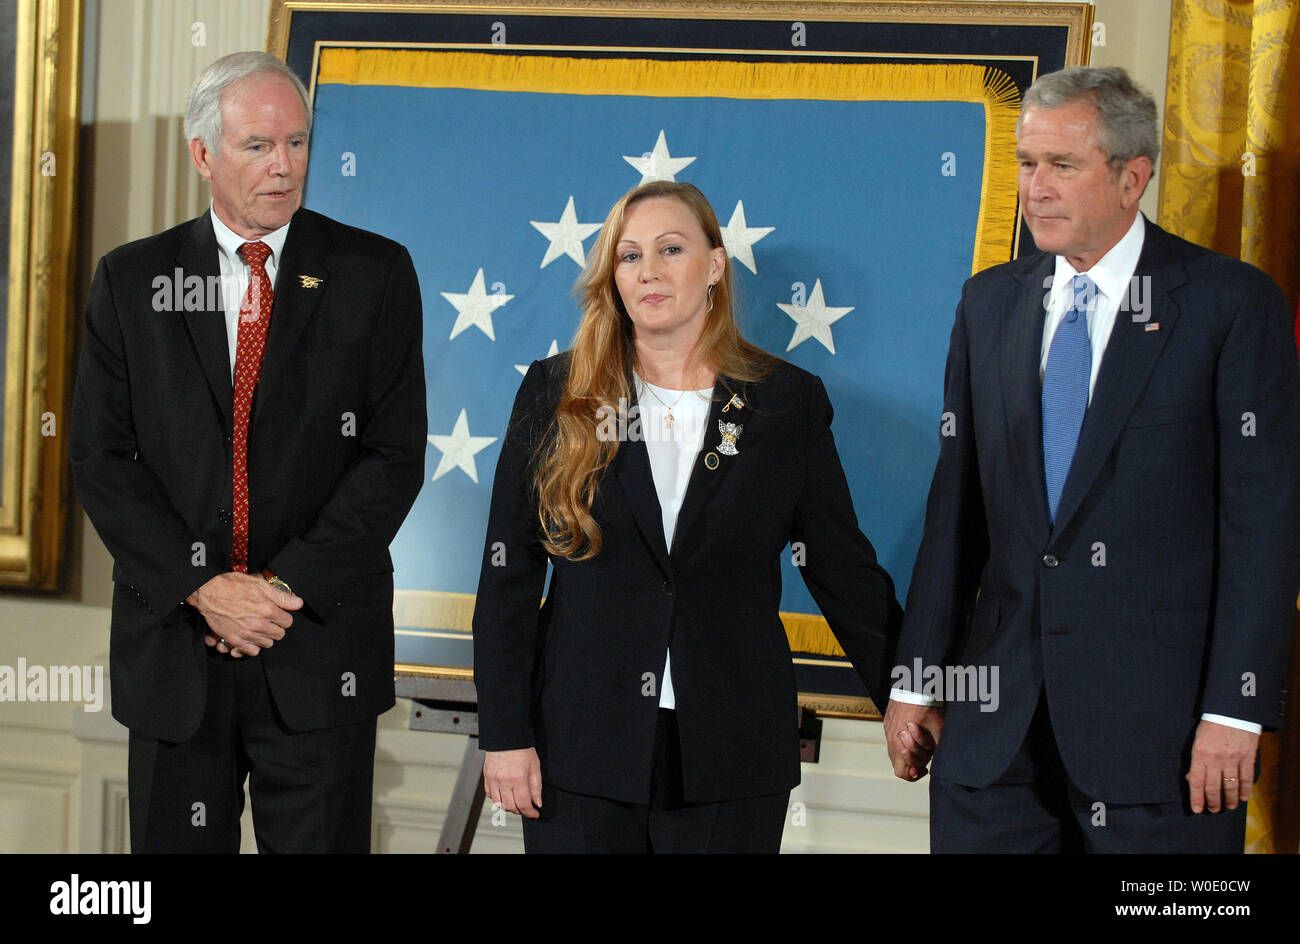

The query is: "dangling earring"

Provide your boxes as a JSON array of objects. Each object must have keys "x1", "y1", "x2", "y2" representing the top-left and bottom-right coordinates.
[{"x1": 705, "y1": 281, "x2": 716, "y2": 315}]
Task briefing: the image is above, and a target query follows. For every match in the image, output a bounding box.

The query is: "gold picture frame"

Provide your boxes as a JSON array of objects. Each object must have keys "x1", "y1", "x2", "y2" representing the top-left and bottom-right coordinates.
[
  {"x1": 0, "y1": 0, "x2": 81, "y2": 590},
  {"x1": 268, "y1": 0, "x2": 1093, "y2": 62}
]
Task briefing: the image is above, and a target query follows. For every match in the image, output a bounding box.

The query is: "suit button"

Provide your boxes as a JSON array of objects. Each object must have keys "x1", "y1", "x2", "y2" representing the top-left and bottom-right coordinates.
[
  {"x1": 662, "y1": 579, "x2": 673, "y2": 596},
  {"x1": 217, "y1": 508, "x2": 231, "y2": 524},
  {"x1": 1042, "y1": 554, "x2": 1059, "y2": 568},
  {"x1": 224, "y1": 435, "x2": 232, "y2": 447}
]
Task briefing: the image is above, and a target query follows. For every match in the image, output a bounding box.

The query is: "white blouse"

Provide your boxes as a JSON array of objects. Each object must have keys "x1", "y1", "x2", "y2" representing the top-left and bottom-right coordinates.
[{"x1": 634, "y1": 373, "x2": 714, "y2": 710}]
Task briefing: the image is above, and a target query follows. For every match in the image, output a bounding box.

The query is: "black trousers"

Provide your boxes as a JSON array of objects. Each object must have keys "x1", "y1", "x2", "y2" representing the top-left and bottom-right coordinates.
[
  {"x1": 522, "y1": 709, "x2": 791, "y2": 853},
  {"x1": 930, "y1": 694, "x2": 1248, "y2": 853},
  {"x1": 128, "y1": 649, "x2": 377, "y2": 853}
]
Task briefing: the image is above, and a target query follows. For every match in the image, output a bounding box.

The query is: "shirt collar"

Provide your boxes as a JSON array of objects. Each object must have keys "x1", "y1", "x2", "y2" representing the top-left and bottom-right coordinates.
[
  {"x1": 1049, "y1": 211, "x2": 1146, "y2": 307},
  {"x1": 209, "y1": 201, "x2": 291, "y2": 267}
]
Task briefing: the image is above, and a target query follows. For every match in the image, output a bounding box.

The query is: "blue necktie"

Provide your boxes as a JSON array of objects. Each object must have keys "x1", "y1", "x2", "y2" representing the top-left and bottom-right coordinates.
[{"x1": 1042, "y1": 274, "x2": 1095, "y2": 523}]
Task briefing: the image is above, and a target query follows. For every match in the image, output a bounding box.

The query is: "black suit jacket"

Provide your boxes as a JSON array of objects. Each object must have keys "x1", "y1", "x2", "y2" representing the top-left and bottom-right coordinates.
[
  {"x1": 899, "y1": 218, "x2": 1300, "y2": 805},
  {"x1": 473, "y1": 354, "x2": 902, "y2": 804},
  {"x1": 71, "y1": 208, "x2": 427, "y2": 742}
]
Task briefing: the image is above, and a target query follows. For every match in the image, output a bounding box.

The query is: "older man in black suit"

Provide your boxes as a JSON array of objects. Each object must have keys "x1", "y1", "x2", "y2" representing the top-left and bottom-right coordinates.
[
  {"x1": 885, "y1": 67, "x2": 1300, "y2": 852},
  {"x1": 71, "y1": 51, "x2": 426, "y2": 852}
]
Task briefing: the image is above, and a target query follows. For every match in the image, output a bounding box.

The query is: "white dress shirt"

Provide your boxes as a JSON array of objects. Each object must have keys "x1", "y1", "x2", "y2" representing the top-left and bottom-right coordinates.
[
  {"x1": 634, "y1": 373, "x2": 713, "y2": 710},
  {"x1": 892, "y1": 213, "x2": 1258, "y2": 734},
  {"x1": 1038, "y1": 212, "x2": 1145, "y2": 401},
  {"x1": 210, "y1": 204, "x2": 290, "y2": 381}
]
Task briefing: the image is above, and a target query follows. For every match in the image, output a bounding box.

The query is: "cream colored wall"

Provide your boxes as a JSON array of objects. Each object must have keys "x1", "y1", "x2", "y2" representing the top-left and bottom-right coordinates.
[
  {"x1": 1088, "y1": 0, "x2": 1172, "y2": 220},
  {"x1": 0, "y1": 0, "x2": 1171, "y2": 853}
]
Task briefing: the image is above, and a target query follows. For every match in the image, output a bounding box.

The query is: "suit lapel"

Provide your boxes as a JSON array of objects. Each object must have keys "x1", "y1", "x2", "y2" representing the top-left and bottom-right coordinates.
[
  {"x1": 669, "y1": 379, "x2": 746, "y2": 564},
  {"x1": 1001, "y1": 255, "x2": 1054, "y2": 544},
  {"x1": 254, "y1": 210, "x2": 328, "y2": 419},
  {"x1": 608, "y1": 376, "x2": 746, "y2": 576},
  {"x1": 610, "y1": 396, "x2": 672, "y2": 576},
  {"x1": 1050, "y1": 229, "x2": 1186, "y2": 538},
  {"x1": 176, "y1": 213, "x2": 233, "y2": 428}
]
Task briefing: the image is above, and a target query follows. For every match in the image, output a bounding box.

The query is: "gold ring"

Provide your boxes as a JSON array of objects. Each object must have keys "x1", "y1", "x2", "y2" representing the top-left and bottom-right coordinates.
[{"x1": 1223, "y1": 777, "x2": 1238, "y2": 783}]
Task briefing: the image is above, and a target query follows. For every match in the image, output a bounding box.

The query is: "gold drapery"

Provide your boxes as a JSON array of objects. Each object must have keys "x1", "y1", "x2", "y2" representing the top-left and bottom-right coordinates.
[{"x1": 1159, "y1": 0, "x2": 1300, "y2": 855}]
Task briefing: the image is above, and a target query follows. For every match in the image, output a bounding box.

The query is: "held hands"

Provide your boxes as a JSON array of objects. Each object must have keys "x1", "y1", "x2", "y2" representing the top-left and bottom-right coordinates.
[
  {"x1": 1186, "y1": 719, "x2": 1259, "y2": 813},
  {"x1": 484, "y1": 747, "x2": 543, "y2": 818},
  {"x1": 187, "y1": 571, "x2": 303, "y2": 657},
  {"x1": 883, "y1": 699, "x2": 945, "y2": 782}
]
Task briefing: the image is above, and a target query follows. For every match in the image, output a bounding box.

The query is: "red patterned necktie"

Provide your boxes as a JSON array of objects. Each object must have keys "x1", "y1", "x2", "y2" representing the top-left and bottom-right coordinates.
[{"x1": 231, "y1": 240, "x2": 273, "y2": 572}]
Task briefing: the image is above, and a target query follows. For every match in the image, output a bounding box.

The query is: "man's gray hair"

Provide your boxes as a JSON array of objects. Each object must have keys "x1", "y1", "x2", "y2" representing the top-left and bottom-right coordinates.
[
  {"x1": 183, "y1": 51, "x2": 311, "y2": 152},
  {"x1": 1020, "y1": 66, "x2": 1160, "y2": 166}
]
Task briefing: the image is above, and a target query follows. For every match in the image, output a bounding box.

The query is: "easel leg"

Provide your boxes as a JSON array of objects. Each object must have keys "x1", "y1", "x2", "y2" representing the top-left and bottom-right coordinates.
[{"x1": 437, "y1": 735, "x2": 486, "y2": 854}]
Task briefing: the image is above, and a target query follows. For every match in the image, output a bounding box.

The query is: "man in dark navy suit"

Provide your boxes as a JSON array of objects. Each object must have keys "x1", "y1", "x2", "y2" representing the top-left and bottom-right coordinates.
[
  {"x1": 885, "y1": 67, "x2": 1300, "y2": 852},
  {"x1": 72, "y1": 52, "x2": 426, "y2": 852}
]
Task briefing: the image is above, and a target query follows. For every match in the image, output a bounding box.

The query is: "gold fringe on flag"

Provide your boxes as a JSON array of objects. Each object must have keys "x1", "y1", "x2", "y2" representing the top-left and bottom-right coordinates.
[
  {"x1": 972, "y1": 66, "x2": 1023, "y2": 275},
  {"x1": 317, "y1": 48, "x2": 1020, "y2": 275},
  {"x1": 780, "y1": 611, "x2": 847, "y2": 658}
]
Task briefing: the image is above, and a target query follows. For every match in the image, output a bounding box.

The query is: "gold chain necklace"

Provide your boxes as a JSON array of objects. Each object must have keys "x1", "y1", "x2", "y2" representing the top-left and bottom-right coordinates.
[{"x1": 640, "y1": 380, "x2": 689, "y2": 428}]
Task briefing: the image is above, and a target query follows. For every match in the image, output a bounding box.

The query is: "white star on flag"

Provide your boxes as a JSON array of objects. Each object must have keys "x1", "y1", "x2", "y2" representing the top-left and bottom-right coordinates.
[
  {"x1": 778, "y1": 279, "x2": 854, "y2": 355},
  {"x1": 517, "y1": 339, "x2": 560, "y2": 376},
  {"x1": 623, "y1": 130, "x2": 696, "y2": 184},
  {"x1": 530, "y1": 196, "x2": 602, "y2": 268},
  {"x1": 719, "y1": 201, "x2": 774, "y2": 274},
  {"x1": 441, "y1": 268, "x2": 513, "y2": 341},
  {"x1": 427, "y1": 409, "x2": 498, "y2": 483}
]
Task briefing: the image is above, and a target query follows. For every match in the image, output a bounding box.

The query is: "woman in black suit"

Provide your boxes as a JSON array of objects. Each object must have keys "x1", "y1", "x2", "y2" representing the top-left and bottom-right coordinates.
[{"x1": 473, "y1": 180, "x2": 901, "y2": 853}]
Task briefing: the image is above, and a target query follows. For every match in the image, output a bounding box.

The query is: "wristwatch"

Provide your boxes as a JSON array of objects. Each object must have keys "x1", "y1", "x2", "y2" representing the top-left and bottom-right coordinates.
[{"x1": 261, "y1": 568, "x2": 292, "y2": 594}]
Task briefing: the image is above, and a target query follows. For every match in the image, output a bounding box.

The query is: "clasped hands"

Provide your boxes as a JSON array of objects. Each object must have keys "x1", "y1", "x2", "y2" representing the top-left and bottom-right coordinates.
[
  {"x1": 883, "y1": 699, "x2": 945, "y2": 782},
  {"x1": 186, "y1": 571, "x2": 302, "y2": 657}
]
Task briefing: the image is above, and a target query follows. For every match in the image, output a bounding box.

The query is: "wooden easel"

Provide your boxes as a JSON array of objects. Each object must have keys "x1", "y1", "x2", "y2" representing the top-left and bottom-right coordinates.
[{"x1": 397, "y1": 676, "x2": 485, "y2": 854}]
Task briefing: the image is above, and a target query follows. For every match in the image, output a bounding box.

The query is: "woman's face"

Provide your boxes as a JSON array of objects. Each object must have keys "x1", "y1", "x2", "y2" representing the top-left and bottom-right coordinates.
[{"x1": 613, "y1": 196, "x2": 726, "y2": 348}]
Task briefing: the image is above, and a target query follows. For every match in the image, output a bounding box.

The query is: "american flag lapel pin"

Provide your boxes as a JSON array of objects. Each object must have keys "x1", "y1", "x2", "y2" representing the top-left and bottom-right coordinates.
[{"x1": 1144, "y1": 322, "x2": 1160, "y2": 332}]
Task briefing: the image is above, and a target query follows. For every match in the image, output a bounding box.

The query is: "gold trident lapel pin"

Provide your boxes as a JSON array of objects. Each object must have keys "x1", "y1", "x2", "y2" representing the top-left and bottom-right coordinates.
[{"x1": 298, "y1": 274, "x2": 323, "y2": 289}]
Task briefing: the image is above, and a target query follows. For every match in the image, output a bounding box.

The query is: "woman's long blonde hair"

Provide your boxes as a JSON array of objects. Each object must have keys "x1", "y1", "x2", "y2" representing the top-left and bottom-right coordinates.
[{"x1": 536, "y1": 181, "x2": 774, "y2": 560}]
